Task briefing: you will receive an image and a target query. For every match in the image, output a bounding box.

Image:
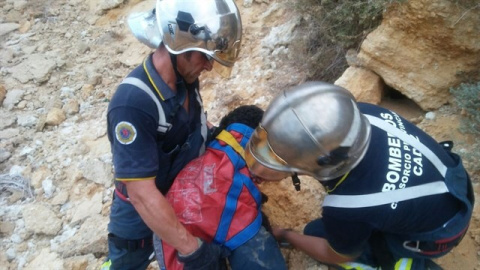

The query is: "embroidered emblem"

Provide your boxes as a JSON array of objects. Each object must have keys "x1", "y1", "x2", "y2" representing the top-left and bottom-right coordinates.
[{"x1": 115, "y1": 121, "x2": 137, "y2": 145}]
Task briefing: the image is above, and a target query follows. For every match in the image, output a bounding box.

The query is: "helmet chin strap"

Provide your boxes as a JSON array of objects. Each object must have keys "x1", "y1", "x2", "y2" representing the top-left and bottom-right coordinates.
[
  {"x1": 168, "y1": 52, "x2": 187, "y2": 110},
  {"x1": 292, "y1": 173, "x2": 301, "y2": 191},
  {"x1": 169, "y1": 52, "x2": 183, "y2": 83}
]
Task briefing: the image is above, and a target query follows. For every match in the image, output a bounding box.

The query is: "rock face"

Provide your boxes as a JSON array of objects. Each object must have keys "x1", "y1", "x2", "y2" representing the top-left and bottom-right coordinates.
[
  {"x1": 8, "y1": 54, "x2": 57, "y2": 84},
  {"x1": 0, "y1": 0, "x2": 479, "y2": 269},
  {"x1": 334, "y1": 66, "x2": 383, "y2": 104},
  {"x1": 23, "y1": 204, "x2": 63, "y2": 235},
  {"x1": 356, "y1": 0, "x2": 480, "y2": 110},
  {"x1": 0, "y1": 84, "x2": 6, "y2": 105}
]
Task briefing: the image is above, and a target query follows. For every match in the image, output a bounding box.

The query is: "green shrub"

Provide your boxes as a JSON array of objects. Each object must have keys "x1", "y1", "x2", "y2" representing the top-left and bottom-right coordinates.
[
  {"x1": 311, "y1": 0, "x2": 394, "y2": 49},
  {"x1": 450, "y1": 82, "x2": 480, "y2": 172},
  {"x1": 290, "y1": 0, "x2": 402, "y2": 82},
  {"x1": 450, "y1": 82, "x2": 480, "y2": 135}
]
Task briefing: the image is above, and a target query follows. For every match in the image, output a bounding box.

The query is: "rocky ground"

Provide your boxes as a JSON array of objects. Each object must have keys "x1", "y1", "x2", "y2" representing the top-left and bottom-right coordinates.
[{"x1": 0, "y1": 0, "x2": 478, "y2": 269}]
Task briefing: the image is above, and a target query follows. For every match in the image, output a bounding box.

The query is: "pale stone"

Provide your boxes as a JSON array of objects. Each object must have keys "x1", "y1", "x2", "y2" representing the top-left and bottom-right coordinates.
[
  {"x1": 64, "y1": 254, "x2": 96, "y2": 270},
  {"x1": 9, "y1": 54, "x2": 56, "y2": 84},
  {"x1": 0, "y1": 48, "x2": 14, "y2": 67},
  {"x1": 0, "y1": 128, "x2": 20, "y2": 140},
  {"x1": 262, "y1": 16, "x2": 300, "y2": 51},
  {"x1": 80, "y1": 84, "x2": 95, "y2": 100},
  {"x1": 23, "y1": 248, "x2": 64, "y2": 270},
  {"x1": 0, "y1": 84, "x2": 6, "y2": 105},
  {"x1": 78, "y1": 159, "x2": 112, "y2": 186},
  {"x1": 87, "y1": 0, "x2": 125, "y2": 15},
  {"x1": 0, "y1": 23, "x2": 19, "y2": 36},
  {"x1": 8, "y1": 190, "x2": 24, "y2": 203},
  {"x1": 0, "y1": 149, "x2": 11, "y2": 163},
  {"x1": 18, "y1": 20, "x2": 31, "y2": 33},
  {"x1": 0, "y1": 115, "x2": 15, "y2": 129},
  {"x1": 0, "y1": 252, "x2": 11, "y2": 268},
  {"x1": 9, "y1": 165, "x2": 24, "y2": 176},
  {"x1": 51, "y1": 190, "x2": 69, "y2": 206},
  {"x1": 42, "y1": 178, "x2": 55, "y2": 198},
  {"x1": 335, "y1": 66, "x2": 383, "y2": 104},
  {"x1": 16, "y1": 100, "x2": 27, "y2": 109},
  {"x1": 45, "y1": 108, "x2": 66, "y2": 126},
  {"x1": 0, "y1": 220, "x2": 15, "y2": 235},
  {"x1": 63, "y1": 99, "x2": 80, "y2": 115},
  {"x1": 17, "y1": 114, "x2": 38, "y2": 127},
  {"x1": 71, "y1": 192, "x2": 103, "y2": 224},
  {"x1": 30, "y1": 167, "x2": 51, "y2": 189},
  {"x1": 6, "y1": 248, "x2": 15, "y2": 261},
  {"x1": 23, "y1": 204, "x2": 62, "y2": 235},
  {"x1": 425, "y1": 111, "x2": 436, "y2": 120},
  {"x1": 58, "y1": 215, "x2": 108, "y2": 257},
  {"x1": 243, "y1": 0, "x2": 253, "y2": 8},
  {"x1": 13, "y1": 0, "x2": 27, "y2": 11},
  {"x1": 119, "y1": 43, "x2": 151, "y2": 67},
  {"x1": 3, "y1": 89, "x2": 25, "y2": 110}
]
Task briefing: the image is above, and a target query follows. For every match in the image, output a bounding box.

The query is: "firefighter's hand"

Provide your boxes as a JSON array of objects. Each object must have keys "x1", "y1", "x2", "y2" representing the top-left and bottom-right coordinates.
[
  {"x1": 272, "y1": 227, "x2": 293, "y2": 248},
  {"x1": 177, "y1": 238, "x2": 230, "y2": 270},
  {"x1": 271, "y1": 227, "x2": 286, "y2": 241}
]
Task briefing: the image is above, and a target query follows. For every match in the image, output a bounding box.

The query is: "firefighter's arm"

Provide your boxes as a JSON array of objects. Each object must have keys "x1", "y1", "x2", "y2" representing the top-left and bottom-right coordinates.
[
  {"x1": 126, "y1": 179, "x2": 230, "y2": 269},
  {"x1": 273, "y1": 227, "x2": 355, "y2": 264},
  {"x1": 124, "y1": 179, "x2": 199, "y2": 255}
]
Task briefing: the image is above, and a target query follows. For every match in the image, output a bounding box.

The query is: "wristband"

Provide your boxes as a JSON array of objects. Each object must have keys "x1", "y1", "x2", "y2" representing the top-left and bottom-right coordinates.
[{"x1": 278, "y1": 229, "x2": 293, "y2": 247}]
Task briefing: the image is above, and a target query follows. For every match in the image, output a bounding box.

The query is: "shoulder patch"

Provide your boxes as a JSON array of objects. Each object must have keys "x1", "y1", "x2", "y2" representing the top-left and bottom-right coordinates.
[{"x1": 115, "y1": 121, "x2": 137, "y2": 145}]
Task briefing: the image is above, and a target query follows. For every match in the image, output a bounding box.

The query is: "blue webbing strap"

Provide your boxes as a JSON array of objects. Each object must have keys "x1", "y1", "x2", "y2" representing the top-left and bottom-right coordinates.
[{"x1": 209, "y1": 125, "x2": 262, "y2": 249}]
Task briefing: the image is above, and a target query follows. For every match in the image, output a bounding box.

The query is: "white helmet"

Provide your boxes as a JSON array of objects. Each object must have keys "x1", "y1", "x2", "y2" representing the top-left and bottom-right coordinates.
[
  {"x1": 127, "y1": 0, "x2": 242, "y2": 75},
  {"x1": 245, "y1": 82, "x2": 372, "y2": 181}
]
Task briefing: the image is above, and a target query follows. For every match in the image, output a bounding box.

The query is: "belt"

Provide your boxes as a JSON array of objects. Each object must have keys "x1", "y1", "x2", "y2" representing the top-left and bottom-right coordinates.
[
  {"x1": 108, "y1": 233, "x2": 153, "y2": 251},
  {"x1": 403, "y1": 225, "x2": 468, "y2": 255}
]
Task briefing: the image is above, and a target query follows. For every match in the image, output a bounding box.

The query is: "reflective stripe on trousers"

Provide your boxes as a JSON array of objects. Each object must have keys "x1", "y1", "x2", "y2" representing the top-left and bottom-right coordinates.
[{"x1": 338, "y1": 258, "x2": 413, "y2": 270}]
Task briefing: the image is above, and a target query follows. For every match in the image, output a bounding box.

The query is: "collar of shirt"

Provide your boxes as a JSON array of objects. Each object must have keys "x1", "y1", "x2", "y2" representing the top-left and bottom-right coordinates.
[{"x1": 143, "y1": 53, "x2": 176, "y2": 101}]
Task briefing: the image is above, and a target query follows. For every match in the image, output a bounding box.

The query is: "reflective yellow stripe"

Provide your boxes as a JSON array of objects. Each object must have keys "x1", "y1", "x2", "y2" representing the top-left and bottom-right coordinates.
[
  {"x1": 143, "y1": 58, "x2": 165, "y2": 101},
  {"x1": 394, "y1": 258, "x2": 413, "y2": 270},
  {"x1": 100, "y1": 259, "x2": 112, "y2": 270},
  {"x1": 338, "y1": 262, "x2": 378, "y2": 270},
  {"x1": 216, "y1": 130, "x2": 245, "y2": 159},
  {"x1": 338, "y1": 263, "x2": 357, "y2": 269}
]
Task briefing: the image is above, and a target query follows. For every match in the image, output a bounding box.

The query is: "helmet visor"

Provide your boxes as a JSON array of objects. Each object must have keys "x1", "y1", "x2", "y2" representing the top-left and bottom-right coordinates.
[
  {"x1": 199, "y1": 13, "x2": 242, "y2": 67},
  {"x1": 212, "y1": 61, "x2": 233, "y2": 77},
  {"x1": 159, "y1": 10, "x2": 242, "y2": 66},
  {"x1": 245, "y1": 125, "x2": 292, "y2": 180}
]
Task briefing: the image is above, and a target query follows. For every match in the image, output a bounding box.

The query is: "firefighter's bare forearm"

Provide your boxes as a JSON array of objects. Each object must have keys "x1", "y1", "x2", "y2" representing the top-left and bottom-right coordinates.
[
  {"x1": 125, "y1": 180, "x2": 199, "y2": 255},
  {"x1": 274, "y1": 227, "x2": 354, "y2": 264}
]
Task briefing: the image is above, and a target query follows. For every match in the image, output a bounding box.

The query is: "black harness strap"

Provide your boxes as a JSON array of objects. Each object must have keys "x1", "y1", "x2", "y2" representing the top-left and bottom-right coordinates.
[
  {"x1": 169, "y1": 52, "x2": 187, "y2": 117},
  {"x1": 108, "y1": 233, "x2": 153, "y2": 251}
]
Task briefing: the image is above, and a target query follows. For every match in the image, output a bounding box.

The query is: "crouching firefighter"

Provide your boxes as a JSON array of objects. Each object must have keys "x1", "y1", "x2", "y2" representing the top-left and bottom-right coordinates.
[
  {"x1": 244, "y1": 82, "x2": 474, "y2": 270},
  {"x1": 154, "y1": 105, "x2": 287, "y2": 270}
]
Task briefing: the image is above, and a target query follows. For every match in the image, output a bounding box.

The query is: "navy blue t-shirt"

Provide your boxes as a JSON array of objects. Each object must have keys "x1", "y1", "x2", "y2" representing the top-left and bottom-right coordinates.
[
  {"x1": 106, "y1": 54, "x2": 206, "y2": 238},
  {"x1": 107, "y1": 54, "x2": 204, "y2": 191},
  {"x1": 321, "y1": 103, "x2": 461, "y2": 256}
]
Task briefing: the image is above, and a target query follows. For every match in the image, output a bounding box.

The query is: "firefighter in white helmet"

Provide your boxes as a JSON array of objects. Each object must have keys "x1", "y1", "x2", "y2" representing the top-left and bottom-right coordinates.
[
  {"x1": 103, "y1": 0, "x2": 242, "y2": 269},
  {"x1": 245, "y1": 81, "x2": 474, "y2": 270}
]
